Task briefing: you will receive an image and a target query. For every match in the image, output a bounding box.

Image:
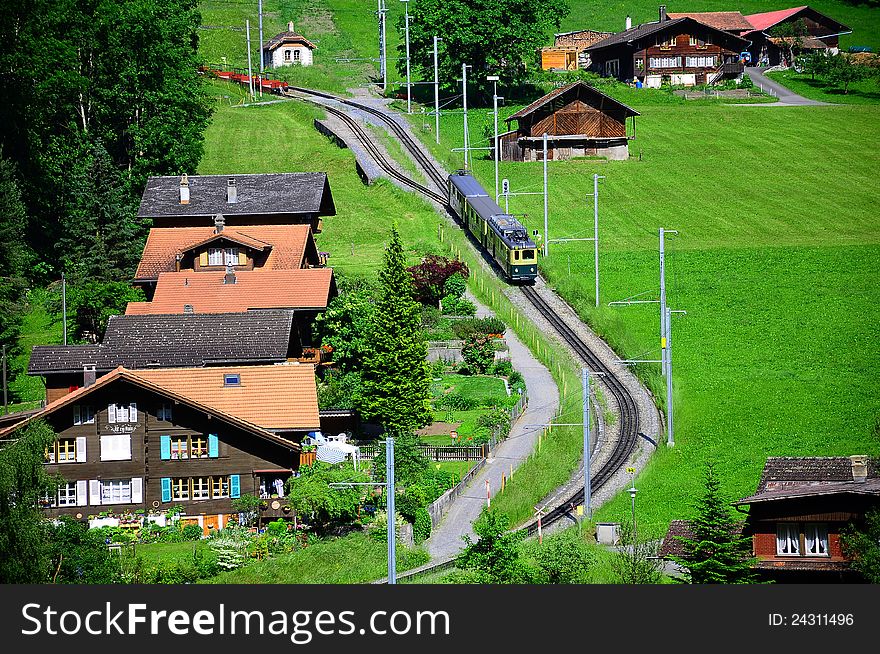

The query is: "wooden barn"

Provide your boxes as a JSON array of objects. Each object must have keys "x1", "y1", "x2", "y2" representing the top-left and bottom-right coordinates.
[{"x1": 499, "y1": 81, "x2": 639, "y2": 162}]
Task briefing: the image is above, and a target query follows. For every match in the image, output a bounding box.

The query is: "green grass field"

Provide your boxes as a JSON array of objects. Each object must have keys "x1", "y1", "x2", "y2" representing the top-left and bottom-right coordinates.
[{"x1": 768, "y1": 70, "x2": 880, "y2": 104}]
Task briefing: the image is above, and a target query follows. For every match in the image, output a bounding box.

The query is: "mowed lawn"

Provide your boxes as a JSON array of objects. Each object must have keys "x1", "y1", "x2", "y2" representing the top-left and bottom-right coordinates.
[
  {"x1": 197, "y1": 99, "x2": 442, "y2": 275},
  {"x1": 412, "y1": 102, "x2": 880, "y2": 534}
]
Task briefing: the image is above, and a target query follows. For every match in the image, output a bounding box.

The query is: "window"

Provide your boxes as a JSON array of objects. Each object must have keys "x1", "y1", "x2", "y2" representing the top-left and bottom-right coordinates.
[
  {"x1": 101, "y1": 479, "x2": 132, "y2": 504},
  {"x1": 805, "y1": 523, "x2": 829, "y2": 556},
  {"x1": 56, "y1": 438, "x2": 77, "y2": 463},
  {"x1": 211, "y1": 476, "x2": 230, "y2": 498},
  {"x1": 650, "y1": 56, "x2": 680, "y2": 69},
  {"x1": 170, "y1": 436, "x2": 189, "y2": 460},
  {"x1": 689, "y1": 36, "x2": 704, "y2": 46},
  {"x1": 108, "y1": 402, "x2": 137, "y2": 424},
  {"x1": 208, "y1": 248, "x2": 224, "y2": 266},
  {"x1": 686, "y1": 55, "x2": 717, "y2": 68},
  {"x1": 635, "y1": 57, "x2": 644, "y2": 71},
  {"x1": 522, "y1": 250, "x2": 535, "y2": 261},
  {"x1": 224, "y1": 373, "x2": 241, "y2": 387},
  {"x1": 514, "y1": 250, "x2": 520, "y2": 261},
  {"x1": 191, "y1": 435, "x2": 209, "y2": 459},
  {"x1": 191, "y1": 477, "x2": 210, "y2": 500},
  {"x1": 172, "y1": 478, "x2": 189, "y2": 501},
  {"x1": 284, "y1": 49, "x2": 291, "y2": 61},
  {"x1": 605, "y1": 59, "x2": 620, "y2": 78},
  {"x1": 157, "y1": 403, "x2": 173, "y2": 422},
  {"x1": 57, "y1": 482, "x2": 78, "y2": 507},
  {"x1": 776, "y1": 523, "x2": 800, "y2": 556},
  {"x1": 73, "y1": 405, "x2": 94, "y2": 425},
  {"x1": 658, "y1": 35, "x2": 676, "y2": 47},
  {"x1": 293, "y1": 49, "x2": 301, "y2": 61},
  {"x1": 100, "y1": 434, "x2": 132, "y2": 461}
]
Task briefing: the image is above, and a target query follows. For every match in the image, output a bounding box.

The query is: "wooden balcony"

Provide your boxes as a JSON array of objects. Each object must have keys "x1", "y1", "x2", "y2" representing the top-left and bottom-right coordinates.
[{"x1": 296, "y1": 347, "x2": 332, "y2": 365}]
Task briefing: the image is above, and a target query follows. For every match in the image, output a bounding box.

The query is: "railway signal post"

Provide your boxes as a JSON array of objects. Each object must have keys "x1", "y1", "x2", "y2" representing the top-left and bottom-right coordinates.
[
  {"x1": 488, "y1": 75, "x2": 501, "y2": 201},
  {"x1": 433, "y1": 37, "x2": 441, "y2": 143}
]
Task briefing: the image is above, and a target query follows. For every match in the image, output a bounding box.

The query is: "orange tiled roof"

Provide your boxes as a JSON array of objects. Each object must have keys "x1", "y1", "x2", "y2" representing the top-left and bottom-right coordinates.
[
  {"x1": 135, "y1": 225, "x2": 314, "y2": 280},
  {"x1": 667, "y1": 11, "x2": 754, "y2": 32},
  {"x1": 126, "y1": 268, "x2": 334, "y2": 315},
  {"x1": 0, "y1": 367, "x2": 305, "y2": 447},
  {"x1": 132, "y1": 365, "x2": 319, "y2": 430}
]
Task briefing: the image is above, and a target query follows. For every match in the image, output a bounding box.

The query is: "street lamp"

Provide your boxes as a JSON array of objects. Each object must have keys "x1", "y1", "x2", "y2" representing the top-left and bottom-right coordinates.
[
  {"x1": 487, "y1": 75, "x2": 501, "y2": 203},
  {"x1": 401, "y1": 0, "x2": 411, "y2": 114}
]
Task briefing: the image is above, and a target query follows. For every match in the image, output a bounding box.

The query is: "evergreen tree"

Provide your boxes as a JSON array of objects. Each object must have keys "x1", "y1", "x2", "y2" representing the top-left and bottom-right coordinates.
[
  {"x1": 670, "y1": 461, "x2": 758, "y2": 584},
  {"x1": 841, "y1": 506, "x2": 880, "y2": 583},
  {"x1": 0, "y1": 156, "x2": 29, "y2": 367},
  {"x1": 359, "y1": 227, "x2": 432, "y2": 432}
]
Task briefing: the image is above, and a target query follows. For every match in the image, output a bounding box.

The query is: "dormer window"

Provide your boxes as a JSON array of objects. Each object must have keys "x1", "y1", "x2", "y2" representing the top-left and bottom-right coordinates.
[{"x1": 208, "y1": 247, "x2": 239, "y2": 266}]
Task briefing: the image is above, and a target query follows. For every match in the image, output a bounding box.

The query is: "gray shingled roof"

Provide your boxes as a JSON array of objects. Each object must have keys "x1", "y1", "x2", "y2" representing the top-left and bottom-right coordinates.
[
  {"x1": 28, "y1": 311, "x2": 296, "y2": 375},
  {"x1": 586, "y1": 16, "x2": 749, "y2": 52},
  {"x1": 137, "y1": 173, "x2": 336, "y2": 219}
]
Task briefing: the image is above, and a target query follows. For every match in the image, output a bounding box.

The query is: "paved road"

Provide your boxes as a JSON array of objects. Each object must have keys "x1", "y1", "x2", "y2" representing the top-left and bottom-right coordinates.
[
  {"x1": 424, "y1": 296, "x2": 559, "y2": 560},
  {"x1": 741, "y1": 67, "x2": 830, "y2": 106}
]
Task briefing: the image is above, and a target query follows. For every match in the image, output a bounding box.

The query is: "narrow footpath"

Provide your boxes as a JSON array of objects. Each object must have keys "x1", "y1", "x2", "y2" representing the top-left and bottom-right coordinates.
[
  {"x1": 740, "y1": 67, "x2": 830, "y2": 106},
  {"x1": 424, "y1": 294, "x2": 559, "y2": 561}
]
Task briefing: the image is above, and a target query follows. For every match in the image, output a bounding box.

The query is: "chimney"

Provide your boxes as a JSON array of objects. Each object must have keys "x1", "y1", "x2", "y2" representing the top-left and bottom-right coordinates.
[
  {"x1": 214, "y1": 213, "x2": 225, "y2": 233},
  {"x1": 626, "y1": 15, "x2": 632, "y2": 30},
  {"x1": 288, "y1": 21, "x2": 295, "y2": 33},
  {"x1": 659, "y1": 5, "x2": 667, "y2": 22},
  {"x1": 83, "y1": 364, "x2": 96, "y2": 388},
  {"x1": 224, "y1": 264, "x2": 236, "y2": 285},
  {"x1": 227, "y1": 177, "x2": 238, "y2": 204},
  {"x1": 850, "y1": 455, "x2": 869, "y2": 483},
  {"x1": 175, "y1": 252, "x2": 182, "y2": 272},
  {"x1": 179, "y1": 174, "x2": 190, "y2": 204}
]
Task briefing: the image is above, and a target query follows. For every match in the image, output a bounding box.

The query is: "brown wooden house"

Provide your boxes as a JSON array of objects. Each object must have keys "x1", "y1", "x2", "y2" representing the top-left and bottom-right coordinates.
[
  {"x1": 28, "y1": 311, "x2": 307, "y2": 404},
  {"x1": 1, "y1": 365, "x2": 321, "y2": 533},
  {"x1": 660, "y1": 456, "x2": 880, "y2": 582},
  {"x1": 138, "y1": 173, "x2": 336, "y2": 233},
  {"x1": 585, "y1": 8, "x2": 750, "y2": 87},
  {"x1": 500, "y1": 81, "x2": 639, "y2": 162},
  {"x1": 743, "y1": 6, "x2": 851, "y2": 67}
]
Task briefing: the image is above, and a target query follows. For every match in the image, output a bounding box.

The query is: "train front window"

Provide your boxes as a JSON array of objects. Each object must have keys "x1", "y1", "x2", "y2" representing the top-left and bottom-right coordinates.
[
  {"x1": 522, "y1": 249, "x2": 535, "y2": 260},
  {"x1": 514, "y1": 250, "x2": 520, "y2": 260}
]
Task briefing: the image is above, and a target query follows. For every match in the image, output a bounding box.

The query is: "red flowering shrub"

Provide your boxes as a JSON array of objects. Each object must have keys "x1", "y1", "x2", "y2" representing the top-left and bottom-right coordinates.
[{"x1": 407, "y1": 255, "x2": 469, "y2": 305}]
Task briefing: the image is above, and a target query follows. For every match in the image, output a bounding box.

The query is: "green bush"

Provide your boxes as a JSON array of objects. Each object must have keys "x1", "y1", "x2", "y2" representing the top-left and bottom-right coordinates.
[
  {"x1": 443, "y1": 272, "x2": 467, "y2": 299},
  {"x1": 440, "y1": 294, "x2": 476, "y2": 316},
  {"x1": 181, "y1": 524, "x2": 203, "y2": 541},
  {"x1": 509, "y1": 370, "x2": 524, "y2": 387},
  {"x1": 461, "y1": 334, "x2": 495, "y2": 374},
  {"x1": 452, "y1": 317, "x2": 507, "y2": 340},
  {"x1": 477, "y1": 408, "x2": 512, "y2": 440},
  {"x1": 420, "y1": 304, "x2": 441, "y2": 328},
  {"x1": 413, "y1": 508, "x2": 432, "y2": 543},
  {"x1": 493, "y1": 360, "x2": 513, "y2": 377},
  {"x1": 434, "y1": 391, "x2": 477, "y2": 411}
]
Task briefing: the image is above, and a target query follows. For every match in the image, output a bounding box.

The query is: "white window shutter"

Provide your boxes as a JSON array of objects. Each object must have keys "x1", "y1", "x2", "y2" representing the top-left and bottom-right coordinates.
[
  {"x1": 129, "y1": 402, "x2": 138, "y2": 422},
  {"x1": 89, "y1": 480, "x2": 102, "y2": 505},
  {"x1": 121, "y1": 435, "x2": 132, "y2": 460},
  {"x1": 76, "y1": 437, "x2": 87, "y2": 463},
  {"x1": 108, "y1": 403, "x2": 117, "y2": 424},
  {"x1": 76, "y1": 480, "x2": 88, "y2": 506},
  {"x1": 131, "y1": 478, "x2": 143, "y2": 504}
]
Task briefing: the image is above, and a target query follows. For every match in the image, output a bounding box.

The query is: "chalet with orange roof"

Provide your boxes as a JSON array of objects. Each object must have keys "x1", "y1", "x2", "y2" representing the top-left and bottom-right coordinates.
[
  {"x1": 2, "y1": 365, "x2": 322, "y2": 532},
  {"x1": 743, "y1": 6, "x2": 851, "y2": 66}
]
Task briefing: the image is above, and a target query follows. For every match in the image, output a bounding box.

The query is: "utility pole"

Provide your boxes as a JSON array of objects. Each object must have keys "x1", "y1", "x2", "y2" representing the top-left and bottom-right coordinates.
[
  {"x1": 582, "y1": 368, "x2": 592, "y2": 519},
  {"x1": 433, "y1": 37, "x2": 440, "y2": 143},
  {"x1": 246, "y1": 20, "x2": 255, "y2": 101},
  {"x1": 386, "y1": 436, "x2": 396, "y2": 584},
  {"x1": 377, "y1": 0, "x2": 388, "y2": 93},
  {"x1": 543, "y1": 132, "x2": 549, "y2": 258},
  {"x1": 488, "y1": 75, "x2": 500, "y2": 202},
  {"x1": 258, "y1": 0, "x2": 264, "y2": 76},
  {"x1": 61, "y1": 272, "x2": 67, "y2": 346},
  {"x1": 592, "y1": 174, "x2": 604, "y2": 307},
  {"x1": 665, "y1": 306, "x2": 674, "y2": 448},
  {"x1": 462, "y1": 63, "x2": 471, "y2": 169},
  {"x1": 659, "y1": 228, "x2": 670, "y2": 376},
  {"x1": 401, "y1": 0, "x2": 411, "y2": 113}
]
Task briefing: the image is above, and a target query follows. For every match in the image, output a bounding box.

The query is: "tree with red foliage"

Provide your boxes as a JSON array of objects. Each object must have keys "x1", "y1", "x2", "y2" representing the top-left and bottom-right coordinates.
[{"x1": 407, "y1": 255, "x2": 469, "y2": 305}]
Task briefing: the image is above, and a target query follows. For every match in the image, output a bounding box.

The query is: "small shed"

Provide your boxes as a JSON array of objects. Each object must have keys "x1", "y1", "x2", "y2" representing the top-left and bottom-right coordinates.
[
  {"x1": 263, "y1": 22, "x2": 316, "y2": 68},
  {"x1": 500, "y1": 81, "x2": 639, "y2": 162}
]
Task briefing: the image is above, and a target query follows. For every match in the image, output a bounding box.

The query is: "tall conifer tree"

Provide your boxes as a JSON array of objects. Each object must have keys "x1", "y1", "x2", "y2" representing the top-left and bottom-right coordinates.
[{"x1": 359, "y1": 226, "x2": 432, "y2": 432}]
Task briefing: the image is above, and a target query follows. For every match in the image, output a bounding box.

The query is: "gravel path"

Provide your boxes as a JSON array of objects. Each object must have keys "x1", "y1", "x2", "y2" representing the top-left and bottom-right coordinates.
[
  {"x1": 738, "y1": 67, "x2": 831, "y2": 106},
  {"x1": 424, "y1": 293, "x2": 560, "y2": 560}
]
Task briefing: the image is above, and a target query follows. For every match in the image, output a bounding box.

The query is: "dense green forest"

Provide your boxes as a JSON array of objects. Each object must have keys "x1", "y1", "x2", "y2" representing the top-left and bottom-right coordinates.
[{"x1": 0, "y1": 1, "x2": 213, "y2": 398}]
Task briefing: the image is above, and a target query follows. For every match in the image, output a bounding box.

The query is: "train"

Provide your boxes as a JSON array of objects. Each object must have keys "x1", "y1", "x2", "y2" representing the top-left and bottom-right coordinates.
[{"x1": 447, "y1": 171, "x2": 538, "y2": 283}]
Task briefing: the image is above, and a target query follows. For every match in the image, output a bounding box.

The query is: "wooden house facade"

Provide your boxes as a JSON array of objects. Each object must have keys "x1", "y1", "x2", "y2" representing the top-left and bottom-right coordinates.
[
  {"x1": 743, "y1": 7, "x2": 851, "y2": 67},
  {"x1": 500, "y1": 81, "x2": 639, "y2": 162},
  {"x1": 2, "y1": 366, "x2": 321, "y2": 532},
  {"x1": 585, "y1": 10, "x2": 750, "y2": 87}
]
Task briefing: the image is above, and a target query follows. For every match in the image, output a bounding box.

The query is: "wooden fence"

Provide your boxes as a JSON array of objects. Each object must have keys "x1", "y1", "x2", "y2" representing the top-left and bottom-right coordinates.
[{"x1": 358, "y1": 444, "x2": 485, "y2": 462}]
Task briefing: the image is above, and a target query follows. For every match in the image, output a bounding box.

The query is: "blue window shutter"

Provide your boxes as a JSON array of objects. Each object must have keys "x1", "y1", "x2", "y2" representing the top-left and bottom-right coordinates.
[
  {"x1": 208, "y1": 434, "x2": 219, "y2": 458},
  {"x1": 160, "y1": 435, "x2": 171, "y2": 460},
  {"x1": 161, "y1": 478, "x2": 172, "y2": 502},
  {"x1": 230, "y1": 474, "x2": 241, "y2": 498}
]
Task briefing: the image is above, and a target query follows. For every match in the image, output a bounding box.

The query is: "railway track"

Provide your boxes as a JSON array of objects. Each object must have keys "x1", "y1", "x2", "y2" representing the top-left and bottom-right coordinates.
[{"x1": 285, "y1": 84, "x2": 644, "y2": 535}]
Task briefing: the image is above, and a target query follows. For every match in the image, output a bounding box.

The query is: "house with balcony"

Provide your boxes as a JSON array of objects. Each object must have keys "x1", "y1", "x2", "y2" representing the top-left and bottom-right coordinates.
[
  {"x1": 585, "y1": 7, "x2": 750, "y2": 87},
  {"x1": 1, "y1": 364, "x2": 322, "y2": 533}
]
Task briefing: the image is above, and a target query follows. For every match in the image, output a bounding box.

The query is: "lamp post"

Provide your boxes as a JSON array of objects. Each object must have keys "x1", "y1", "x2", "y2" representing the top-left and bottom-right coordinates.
[
  {"x1": 401, "y1": 0, "x2": 411, "y2": 114},
  {"x1": 433, "y1": 36, "x2": 441, "y2": 143},
  {"x1": 487, "y1": 75, "x2": 501, "y2": 202}
]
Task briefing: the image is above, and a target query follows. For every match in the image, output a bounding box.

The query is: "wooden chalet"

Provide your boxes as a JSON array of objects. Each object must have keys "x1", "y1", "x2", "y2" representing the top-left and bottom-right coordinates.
[
  {"x1": 500, "y1": 81, "x2": 639, "y2": 162},
  {"x1": 133, "y1": 221, "x2": 324, "y2": 299},
  {"x1": 138, "y1": 173, "x2": 336, "y2": 233},
  {"x1": 743, "y1": 6, "x2": 851, "y2": 67},
  {"x1": 542, "y1": 29, "x2": 614, "y2": 71},
  {"x1": 585, "y1": 7, "x2": 751, "y2": 87},
  {"x1": 2, "y1": 365, "x2": 322, "y2": 533},
  {"x1": 660, "y1": 456, "x2": 880, "y2": 582},
  {"x1": 28, "y1": 311, "x2": 315, "y2": 404}
]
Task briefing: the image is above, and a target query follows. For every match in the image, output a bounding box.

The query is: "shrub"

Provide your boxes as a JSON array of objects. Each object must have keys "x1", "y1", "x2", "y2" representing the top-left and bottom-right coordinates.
[
  {"x1": 509, "y1": 370, "x2": 524, "y2": 387},
  {"x1": 420, "y1": 304, "x2": 441, "y2": 328},
  {"x1": 493, "y1": 360, "x2": 513, "y2": 377},
  {"x1": 413, "y1": 508, "x2": 432, "y2": 543},
  {"x1": 434, "y1": 392, "x2": 477, "y2": 411},
  {"x1": 440, "y1": 294, "x2": 476, "y2": 316},
  {"x1": 461, "y1": 333, "x2": 495, "y2": 374},
  {"x1": 477, "y1": 408, "x2": 512, "y2": 440},
  {"x1": 407, "y1": 255, "x2": 470, "y2": 305},
  {"x1": 181, "y1": 524, "x2": 203, "y2": 541},
  {"x1": 443, "y1": 272, "x2": 467, "y2": 299},
  {"x1": 452, "y1": 317, "x2": 506, "y2": 340}
]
